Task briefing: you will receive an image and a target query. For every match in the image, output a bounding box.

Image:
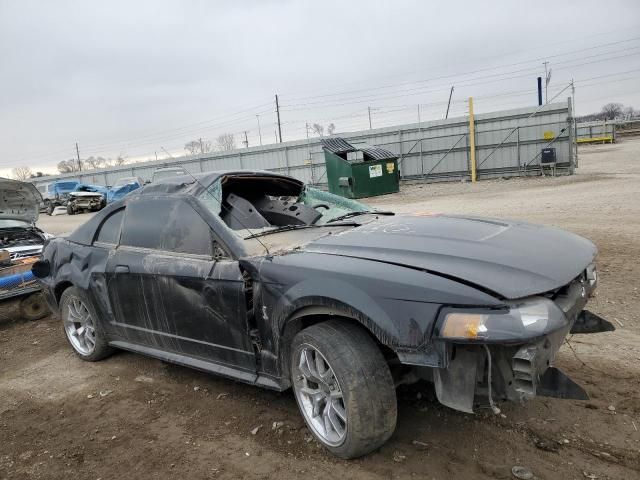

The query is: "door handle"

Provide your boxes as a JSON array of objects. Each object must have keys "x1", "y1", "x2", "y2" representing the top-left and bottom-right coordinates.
[{"x1": 114, "y1": 265, "x2": 130, "y2": 274}]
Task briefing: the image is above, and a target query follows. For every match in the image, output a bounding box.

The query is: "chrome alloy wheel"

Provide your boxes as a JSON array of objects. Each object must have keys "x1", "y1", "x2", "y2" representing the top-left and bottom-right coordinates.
[
  {"x1": 63, "y1": 298, "x2": 97, "y2": 356},
  {"x1": 293, "y1": 345, "x2": 347, "y2": 446}
]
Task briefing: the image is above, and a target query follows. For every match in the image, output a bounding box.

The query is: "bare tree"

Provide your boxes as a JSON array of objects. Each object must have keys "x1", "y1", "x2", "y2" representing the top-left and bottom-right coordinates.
[
  {"x1": 623, "y1": 106, "x2": 636, "y2": 119},
  {"x1": 216, "y1": 133, "x2": 236, "y2": 151},
  {"x1": 311, "y1": 123, "x2": 324, "y2": 137},
  {"x1": 601, "y1": 103, "x2": 623, "y2": 120},
  {"x1": 185, "y1": 139, "x2": 212, "y2": 155},
  {"x1": 12, "y1": 166, "x2": 32, "y2": 181},
  {"x1": 113, "y1": 154, "x2": 127, "y2": 166},
  {"x1": 57, "y1": 159, "x2": 82, "y2": 173},
  {"x1": 84, "y1": 156, "x2": 108, "y2": 170},
  {"x1": 311, "y1": 123, "x2": 336, "y2": 137},
  {"x1": 185, "y1": 141, "x2": 200, "y2": 155}
]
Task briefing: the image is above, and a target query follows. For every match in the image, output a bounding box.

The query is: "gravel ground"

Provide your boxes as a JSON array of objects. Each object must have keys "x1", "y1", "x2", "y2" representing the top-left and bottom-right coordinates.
[{"x1": 2, "y1": 139, "x2": 639, "y2": 480}]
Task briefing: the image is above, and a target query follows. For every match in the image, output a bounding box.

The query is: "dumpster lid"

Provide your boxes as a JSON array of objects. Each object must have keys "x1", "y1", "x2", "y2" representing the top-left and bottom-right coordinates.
[{"x1": 321, "y1": 137, "x2": 397, "y2": 162}]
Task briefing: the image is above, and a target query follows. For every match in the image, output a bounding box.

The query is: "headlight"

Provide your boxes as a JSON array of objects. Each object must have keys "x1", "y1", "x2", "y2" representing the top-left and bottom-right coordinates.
[{"x1": 439, "y1": 297, "x2": 567, "y2": 343}]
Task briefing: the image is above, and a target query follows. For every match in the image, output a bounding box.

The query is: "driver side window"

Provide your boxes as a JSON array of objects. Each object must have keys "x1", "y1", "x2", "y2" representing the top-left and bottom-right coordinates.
[{"x1": 120, "y1": 198, "x2": 215, "y2": 257}]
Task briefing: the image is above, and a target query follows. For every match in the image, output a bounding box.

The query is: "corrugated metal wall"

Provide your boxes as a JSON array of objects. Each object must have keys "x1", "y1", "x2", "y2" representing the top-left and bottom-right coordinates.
[{"x1": 32, "y1": 100, "x2": 574, "y2": 188}]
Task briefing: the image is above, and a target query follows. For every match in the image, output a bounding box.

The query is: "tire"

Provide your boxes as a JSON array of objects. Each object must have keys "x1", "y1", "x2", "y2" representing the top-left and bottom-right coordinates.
[
  {"x1": 291, "y1": 320, "x2": 397, "y2": 459},
  {"x1": 19, "y1": 292, "x2": 50, "y2": 320},
  {"x1": 59, "y1": 286, "x2": 113, "y2": 361},
  {"x1": 45, "y1": 202, "x2": 54, "y2": 216},
  {"x1": 66, "y1": 204, "x2": 75, "y2": 215}
]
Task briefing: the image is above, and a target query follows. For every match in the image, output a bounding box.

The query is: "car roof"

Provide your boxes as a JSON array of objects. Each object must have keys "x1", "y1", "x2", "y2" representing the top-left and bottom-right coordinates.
[
  {"x1": 66, "y1": 170, "x2": 303, "y2": 246},
  {"x1": 140, "y1": 170, "x2": 302, "y2": 196}
]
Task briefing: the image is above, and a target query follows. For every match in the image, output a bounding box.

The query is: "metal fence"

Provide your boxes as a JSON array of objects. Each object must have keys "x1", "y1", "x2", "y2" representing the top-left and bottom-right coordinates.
[
  {"x1": 32, "y1": 99, "x2": 575, "y2": 189},
  {"x1": 576, "y1": 121, "x2": 616, "y2": 143}
]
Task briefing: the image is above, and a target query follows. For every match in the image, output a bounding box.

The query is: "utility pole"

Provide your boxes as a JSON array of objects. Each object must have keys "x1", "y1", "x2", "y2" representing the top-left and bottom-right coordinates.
[
  {"x1": 75, "y1": 142, "x2": 82, "y2": 171},
  {"x1": 468, "y1": 97, "x2": 477, "y2": 183},
  {"x1": 243, "y1": 131, "x2": 249, "y2": 148},
  {"x1": 275, "y1": 94, "x2": 283, "y2": 143},
  {"x1": 368, "y1": 106, "x2": 372, "y2": 129},
  {"x1": 199, "y1": 137, "x2": 204, "y2": 154},
  {"x1": 445, "y1": 86, "x2": 454, "y2": 119},
  {"x1": 256, "y1": 114, "x2": 263, "y2": 145},
  {"x1": 543, "y1": 61, "x2": 550, "y2": 104},
  {"x1": 417, "y1": 104, "x2": 421, "y2": 124},
  {"x1": 155, "y1": 151, "x2": 158, "y2": 161},
  {"x1": 305, "y1": 122, "x2": 313, "y2": 184}
]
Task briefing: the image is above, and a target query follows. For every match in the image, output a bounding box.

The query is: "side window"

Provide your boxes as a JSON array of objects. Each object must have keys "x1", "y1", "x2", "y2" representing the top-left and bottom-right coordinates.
[
  {"x1": 95, "y1": 209, "x2": 125, "y2": 244},
  {"x1": 120, "y1": 198, "x2": 213, "y2": 256}
]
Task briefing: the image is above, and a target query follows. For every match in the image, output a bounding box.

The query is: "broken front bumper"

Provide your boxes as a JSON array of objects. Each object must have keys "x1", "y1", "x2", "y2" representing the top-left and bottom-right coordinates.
[{"x1": 431, "y1": 269, "x2": 614, "y2": 413}]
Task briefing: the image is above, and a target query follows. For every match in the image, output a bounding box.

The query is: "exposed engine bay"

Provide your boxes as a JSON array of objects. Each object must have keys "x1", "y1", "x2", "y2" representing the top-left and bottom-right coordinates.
[
  {"x1": 0, "y1": 227, "x2": 45, "y2": 252},
  {"x1": 0, "y1": 227, "x2": 46, "y2": 287}
]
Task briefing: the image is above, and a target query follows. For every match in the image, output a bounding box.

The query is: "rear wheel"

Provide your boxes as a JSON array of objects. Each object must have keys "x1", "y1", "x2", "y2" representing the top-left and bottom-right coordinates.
[
  {"x1": 291, "y1": 320, "x2": 397, "y2": 459},
  {"x1": 60, "y1": 287, "x2": 113, "y2": 361}
]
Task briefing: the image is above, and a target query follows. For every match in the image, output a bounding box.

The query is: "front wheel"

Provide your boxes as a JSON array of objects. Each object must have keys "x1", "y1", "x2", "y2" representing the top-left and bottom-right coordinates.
[
  {"x1": 291, "y1": 320, "x2": 397, "y2": 459},
  {"x1": 45, "y1": 201, "x2": 54, "y2": 216},
  {"x1": 60, "y1": 286, "x2": 113, "y2": 361}
]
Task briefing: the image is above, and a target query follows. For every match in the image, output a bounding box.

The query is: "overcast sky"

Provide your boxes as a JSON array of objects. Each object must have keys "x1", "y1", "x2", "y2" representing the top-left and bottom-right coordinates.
[{"x1": 1, "y1": 0, "x2": 639, "y2": 176}]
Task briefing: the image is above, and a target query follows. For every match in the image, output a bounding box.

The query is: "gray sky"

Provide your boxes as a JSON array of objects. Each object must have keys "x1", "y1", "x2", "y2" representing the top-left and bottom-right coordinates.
[{"x1": 1, "y1": 0, "x2": 639, "y2": 176}]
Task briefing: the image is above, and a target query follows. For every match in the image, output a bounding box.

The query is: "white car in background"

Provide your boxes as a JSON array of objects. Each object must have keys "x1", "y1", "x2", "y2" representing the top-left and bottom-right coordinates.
[{"x1": 0, "y1": 178, "x2": 51, "y2": 319}]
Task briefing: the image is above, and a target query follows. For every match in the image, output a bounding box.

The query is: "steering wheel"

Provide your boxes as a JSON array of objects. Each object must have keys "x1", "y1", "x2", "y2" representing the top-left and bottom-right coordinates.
[{"x1": 311, "y1": 203, "x2": 330, "y2": 210}]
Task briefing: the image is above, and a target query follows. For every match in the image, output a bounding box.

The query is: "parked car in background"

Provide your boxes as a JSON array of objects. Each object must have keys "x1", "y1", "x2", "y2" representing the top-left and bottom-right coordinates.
[
  {"x1": 106, "y1": 176, "x2": 144, "y2": 203},
  {"x1": 66, "y1": 184, "x2": 108, "y2": 215},
  {"x1": 151, "y1": 166, "x2": 188, "y2": 182},
  {"x1": 0, "y1": 178, "x2": 51, "y2": 320},
  {"x1": 34, "y1": 170, "x2": 615, "y2": 458},
  {"x1": 38, "y1": 180, "x2": 80, "y2": 215}
]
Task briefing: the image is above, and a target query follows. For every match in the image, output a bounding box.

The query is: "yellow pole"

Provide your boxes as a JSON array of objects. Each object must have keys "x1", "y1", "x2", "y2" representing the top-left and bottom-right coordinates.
[{"x1": 468, "y1": 97, "x2": 477, "y2": 183}]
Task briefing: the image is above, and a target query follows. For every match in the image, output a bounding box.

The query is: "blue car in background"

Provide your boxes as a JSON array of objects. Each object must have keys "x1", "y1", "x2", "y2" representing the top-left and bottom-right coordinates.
[
  {"x1": 39, "y1": 180, "x2": 80, "y2": 215},
  {"x1": 107, "y1": 176, "x2": 144, "y2": 203}
]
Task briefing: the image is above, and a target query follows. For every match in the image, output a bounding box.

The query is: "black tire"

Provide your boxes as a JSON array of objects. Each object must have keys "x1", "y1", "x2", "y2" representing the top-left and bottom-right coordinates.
[
  {"x1": 59, "y1": 286, "x2": 113, "y2": 362},
  {"x1": 291, "y1": 320, "x2": 397, "y2": 459},
  {"x1": 66, "y1": 204, "x2": 75, "y2": 215},
  {"x1": 19, "y1": 292, "x2": 50, "y2": 320},
  {"x1": 45, "y1": 201, "x2": 54, "y2": 216}
]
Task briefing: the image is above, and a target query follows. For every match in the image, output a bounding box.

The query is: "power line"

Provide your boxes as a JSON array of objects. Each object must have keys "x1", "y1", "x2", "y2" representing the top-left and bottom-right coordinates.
[
  {"x1": 283, "y1": 36, "x2": 640, "y2": 103},
  {"x1": 280, "y1": 48, "x2": 640, "y2": 110}
]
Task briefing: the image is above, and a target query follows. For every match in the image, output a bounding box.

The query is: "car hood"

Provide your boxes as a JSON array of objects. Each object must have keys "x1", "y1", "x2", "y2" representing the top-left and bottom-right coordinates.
[
  {"x1": 0, "y1": 177, "x2": 42, "y2": 223},
  {"x1": 70, "y1": 191, "x2": 103, "y2": 197},
  {"x1": 304, "y1": 214, "x2": 597, "y2": 299}
]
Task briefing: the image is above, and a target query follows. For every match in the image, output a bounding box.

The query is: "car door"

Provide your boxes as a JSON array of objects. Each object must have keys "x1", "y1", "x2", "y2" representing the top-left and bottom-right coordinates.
[{"x1": 106, "y1": 196, "x2": 256, "y2": 372}]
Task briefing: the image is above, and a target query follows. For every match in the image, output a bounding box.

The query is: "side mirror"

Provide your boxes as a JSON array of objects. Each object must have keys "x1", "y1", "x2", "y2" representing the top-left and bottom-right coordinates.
[{"x1": 32, "y1": 259, "x2": 51, "y2": 279}]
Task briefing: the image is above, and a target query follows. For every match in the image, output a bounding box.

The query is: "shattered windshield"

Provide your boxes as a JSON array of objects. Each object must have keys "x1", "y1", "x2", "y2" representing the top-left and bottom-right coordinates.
[{"x1": 197, "y1": 177, "x2": 376, "y2": 239}]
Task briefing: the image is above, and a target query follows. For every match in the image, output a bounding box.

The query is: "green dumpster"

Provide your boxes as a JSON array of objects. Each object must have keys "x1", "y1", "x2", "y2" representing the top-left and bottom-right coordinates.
[{"x1": 321, "y1": 137, "x2": 400, "y2": 199}]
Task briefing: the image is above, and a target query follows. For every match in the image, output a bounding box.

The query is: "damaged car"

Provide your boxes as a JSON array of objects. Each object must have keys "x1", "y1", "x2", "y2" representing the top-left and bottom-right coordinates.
[
  {"x1": 33, "y1": 170, "x2": 614, "y2": 458},
  {"x1": 0, "y1": 178, "x2": 51, "y2": 320},
  {"x1": 66, "y1": 184, "x2": 107, "y2": 215}
]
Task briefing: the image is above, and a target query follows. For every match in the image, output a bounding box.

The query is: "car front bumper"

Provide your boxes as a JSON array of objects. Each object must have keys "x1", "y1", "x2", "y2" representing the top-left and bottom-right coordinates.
[{"x1": 430, "y1": 270, "x2": 614, "y2": 413}]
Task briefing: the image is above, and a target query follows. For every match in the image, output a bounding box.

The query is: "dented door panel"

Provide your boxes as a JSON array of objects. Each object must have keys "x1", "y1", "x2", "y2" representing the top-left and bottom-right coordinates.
[{"x1": 106, "y1": 247, "x2": 256, "y2": 370}]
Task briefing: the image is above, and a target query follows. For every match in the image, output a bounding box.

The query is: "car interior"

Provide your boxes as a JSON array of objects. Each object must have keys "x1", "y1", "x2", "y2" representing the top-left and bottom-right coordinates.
[{"x1": 217, "y1": 175, "x2": 326, "y2": 230}]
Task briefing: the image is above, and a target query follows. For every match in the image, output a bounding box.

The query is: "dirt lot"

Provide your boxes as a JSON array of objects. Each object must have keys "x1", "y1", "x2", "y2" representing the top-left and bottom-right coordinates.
[{"x1": 2, "y1": 140, "x2": 639, "y2": 480}]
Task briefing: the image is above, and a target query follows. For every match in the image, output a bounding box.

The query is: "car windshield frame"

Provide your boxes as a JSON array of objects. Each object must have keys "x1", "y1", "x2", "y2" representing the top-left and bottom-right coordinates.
[{"x1": 196, "y1": 178, "x2": 374, "y2": 240}]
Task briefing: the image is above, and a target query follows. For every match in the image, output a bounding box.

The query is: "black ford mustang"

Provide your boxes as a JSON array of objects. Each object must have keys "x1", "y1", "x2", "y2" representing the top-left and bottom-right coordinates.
[{"x1": 33, "y1": 170, "x2": 613, "y2": 458}]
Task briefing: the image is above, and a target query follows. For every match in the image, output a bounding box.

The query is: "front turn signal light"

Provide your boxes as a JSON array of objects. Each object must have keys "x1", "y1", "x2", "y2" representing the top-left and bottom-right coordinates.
[{"x1": 441, "y1": 313, "x2": 489, "y2": 339}]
